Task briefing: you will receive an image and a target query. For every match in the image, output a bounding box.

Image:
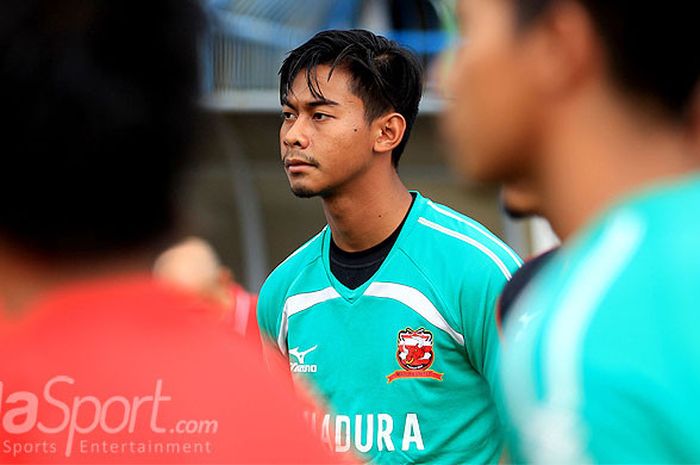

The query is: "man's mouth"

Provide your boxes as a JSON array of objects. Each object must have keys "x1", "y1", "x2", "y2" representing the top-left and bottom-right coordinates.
[{"x1": 284, "y1": 157, "x2": 317, "y2": 173}]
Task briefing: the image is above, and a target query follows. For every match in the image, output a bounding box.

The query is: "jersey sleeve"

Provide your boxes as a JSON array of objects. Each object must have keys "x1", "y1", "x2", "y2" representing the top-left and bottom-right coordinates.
[{"x1": 461, "y1": 257, "x2": 519, "y2": 389}]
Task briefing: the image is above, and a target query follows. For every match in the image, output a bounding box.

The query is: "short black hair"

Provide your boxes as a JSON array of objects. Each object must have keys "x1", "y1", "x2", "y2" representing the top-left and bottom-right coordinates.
[
  {"x1": 279, "y1": 29, "x2": 424, "y2": 167},
  {"x1": 0, "y1": 0, "x2": 203, "y2": 259},
  {"x1": 515, "y1": 0, "x2": 699, "y2": 120}
]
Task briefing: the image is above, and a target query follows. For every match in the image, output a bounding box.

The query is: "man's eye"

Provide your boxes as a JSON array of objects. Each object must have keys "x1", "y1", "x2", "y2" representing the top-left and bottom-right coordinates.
[
  {"x1": 282, "y1": 112, "x2": 296, "y2": 121},
  {"x1": 312, "y1": 113, "x2": 331, "y2": 121}
]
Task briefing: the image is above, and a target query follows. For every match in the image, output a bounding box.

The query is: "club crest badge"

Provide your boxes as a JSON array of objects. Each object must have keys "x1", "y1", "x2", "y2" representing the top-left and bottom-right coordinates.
[{"x1": 387, "y1": 327, "x2": 444, "y2": 383}]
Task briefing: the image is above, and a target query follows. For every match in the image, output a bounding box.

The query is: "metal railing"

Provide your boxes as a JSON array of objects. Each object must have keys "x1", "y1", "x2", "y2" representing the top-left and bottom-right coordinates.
[
  {"x1": 202, "y1": 0, "x2": 358, "y2": 94},
  {"x1": 201, "y1": 0, "x2": 457, "y2": 104}
]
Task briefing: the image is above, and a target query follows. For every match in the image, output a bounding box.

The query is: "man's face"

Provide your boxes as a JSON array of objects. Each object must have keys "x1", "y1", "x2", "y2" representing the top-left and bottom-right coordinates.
[
  {"x1": 444, "y1": 0, "x2": 542, "y2": 184},
  {"x1": 280, "y1": 65, "x2": 376, "y2": 198}
]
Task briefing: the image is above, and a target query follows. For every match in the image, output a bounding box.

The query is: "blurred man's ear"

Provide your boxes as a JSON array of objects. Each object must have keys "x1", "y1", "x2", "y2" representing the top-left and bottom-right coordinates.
[{"x1": 525, "y1": 1, "x2": 602, "y2": 99}]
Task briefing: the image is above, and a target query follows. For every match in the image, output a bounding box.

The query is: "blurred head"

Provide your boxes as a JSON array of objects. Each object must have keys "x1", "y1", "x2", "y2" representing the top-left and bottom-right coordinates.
[
  {"x1": 0, "y1": 0, "x2": 203, "y2": 260},
  {"x1": 445, "y1": 0, "x2": 700, "y2": 183},
  {"x1": 278, "y1": 29, "x2": 423, "y2": 198},
  {"x1": 153, "y1": 237, "x2": 233, "y2": 309}
]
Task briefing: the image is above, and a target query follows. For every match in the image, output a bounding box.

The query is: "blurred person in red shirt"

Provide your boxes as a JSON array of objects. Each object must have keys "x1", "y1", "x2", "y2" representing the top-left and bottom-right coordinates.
[
  {"x1": 0, "y1": 0, "x2": 339, "y2": 463},
  {"x1": 153, "y1": 237, "x2": 261, "y2": 350}
]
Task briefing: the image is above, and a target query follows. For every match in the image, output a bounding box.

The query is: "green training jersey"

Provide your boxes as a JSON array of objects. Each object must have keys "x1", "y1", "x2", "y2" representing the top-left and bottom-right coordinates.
[
  {"x1": 258, "y1": 192, "x2": 521, "y2": 464},
  {"x1": 499, "y1": 175, "x2": 700, "y2": 463}
]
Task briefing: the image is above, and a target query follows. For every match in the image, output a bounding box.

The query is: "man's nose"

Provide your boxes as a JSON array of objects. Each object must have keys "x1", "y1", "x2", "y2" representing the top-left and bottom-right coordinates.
[{"x1": 282, "y1": 117, "x2": 310, "y2": 149}]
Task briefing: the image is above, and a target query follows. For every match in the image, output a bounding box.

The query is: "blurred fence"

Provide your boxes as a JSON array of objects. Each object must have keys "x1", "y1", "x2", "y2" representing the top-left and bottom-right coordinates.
[{"x1": 201, "y1": 0, "x2": 457, "y2": 100}]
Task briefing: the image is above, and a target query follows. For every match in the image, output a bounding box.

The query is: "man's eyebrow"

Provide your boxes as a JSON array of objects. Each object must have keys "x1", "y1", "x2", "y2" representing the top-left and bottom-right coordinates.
[
  {"x1": 308, "y1": 98, "x2": 339, "y2": 108},
  {"x1": 280, "y1": 97, "x2": 297, "y2": 110},
  {"x1": 281, "y1": 98, "x2": 338, "y2": 110}
]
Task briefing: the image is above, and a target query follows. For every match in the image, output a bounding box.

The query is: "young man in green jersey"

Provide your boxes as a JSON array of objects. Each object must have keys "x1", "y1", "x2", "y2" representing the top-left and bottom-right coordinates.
[
  {"x1": 257, "y1": 29, "x2": 521, "y2": 463},
  {"x1": 446, "y1": 0, "x2": 700, "y2": 462}
]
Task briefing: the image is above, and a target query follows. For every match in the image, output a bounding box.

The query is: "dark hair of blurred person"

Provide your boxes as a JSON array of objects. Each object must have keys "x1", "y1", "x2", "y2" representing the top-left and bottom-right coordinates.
[
  {"x1": 0, "y1": 1, "x2": 341, "y2": 463},
  {"x1": 0, "y1": 0, "x2": 201, "y2": 263}
]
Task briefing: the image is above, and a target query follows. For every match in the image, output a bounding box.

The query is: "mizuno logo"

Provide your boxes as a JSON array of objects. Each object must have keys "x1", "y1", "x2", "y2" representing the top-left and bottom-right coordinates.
[
  {"x1": 288, "y1": 345, "x2": 318, "y2": 364},
  {"x1": 518, "y1": 311, "x2": 540, "y2": 327}
]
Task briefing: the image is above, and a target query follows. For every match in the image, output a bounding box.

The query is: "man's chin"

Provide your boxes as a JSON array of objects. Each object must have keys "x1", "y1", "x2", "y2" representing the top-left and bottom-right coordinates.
[
  {"x1": 291, "y1": 186, "x2": 318, "y2": 198},
  {"x1": 290, "y1": 181, "x2": 323, "y2": 198},
  {"x1": 290, "y1": 183, "x2": 335, "y2": 199},
  {"x1": 501, "y1": 202, "x2": 533, "y2": 220}
]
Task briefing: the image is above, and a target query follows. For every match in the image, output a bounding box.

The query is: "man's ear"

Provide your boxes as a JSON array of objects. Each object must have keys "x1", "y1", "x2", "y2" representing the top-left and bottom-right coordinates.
[
  {"x1": 373, "y1": 112, "x2": 407, "y2": 154},
  {"x1": 525, "y1": 0, "x2": 601, "y2": 99}
]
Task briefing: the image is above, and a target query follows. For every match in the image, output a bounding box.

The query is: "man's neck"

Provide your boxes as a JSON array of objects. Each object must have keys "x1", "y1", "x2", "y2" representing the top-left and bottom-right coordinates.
[
  {"x1": 321, "y1": 168, "x2": 412, "y2": 252},
  {"x1": 538, "y1": 95, "x2": 699, "y2": 239},
  {"x1": 0, "y1": 247, "x2": 153, "y2": 318}
]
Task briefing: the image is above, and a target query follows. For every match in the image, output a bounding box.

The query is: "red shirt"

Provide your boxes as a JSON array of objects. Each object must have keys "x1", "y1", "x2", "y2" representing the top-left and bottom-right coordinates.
[{"x1": 0, "y1": 276, "x2": 339, "y2": 464}]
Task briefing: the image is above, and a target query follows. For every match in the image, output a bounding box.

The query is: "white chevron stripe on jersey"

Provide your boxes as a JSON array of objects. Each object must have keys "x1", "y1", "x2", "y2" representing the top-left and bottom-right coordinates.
[
  {"x1": 278, "y1": 287, "x2": 341, "y2": 354},
  {"x1": 418, "y1": 217, "x2": 514, "y2": 280},
  {"x1": 364, "y1": 282, "x2": 465, "y2": 346},
  {"x1": 426, "y1": 200, "x2": 523, "y2": 267}
]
